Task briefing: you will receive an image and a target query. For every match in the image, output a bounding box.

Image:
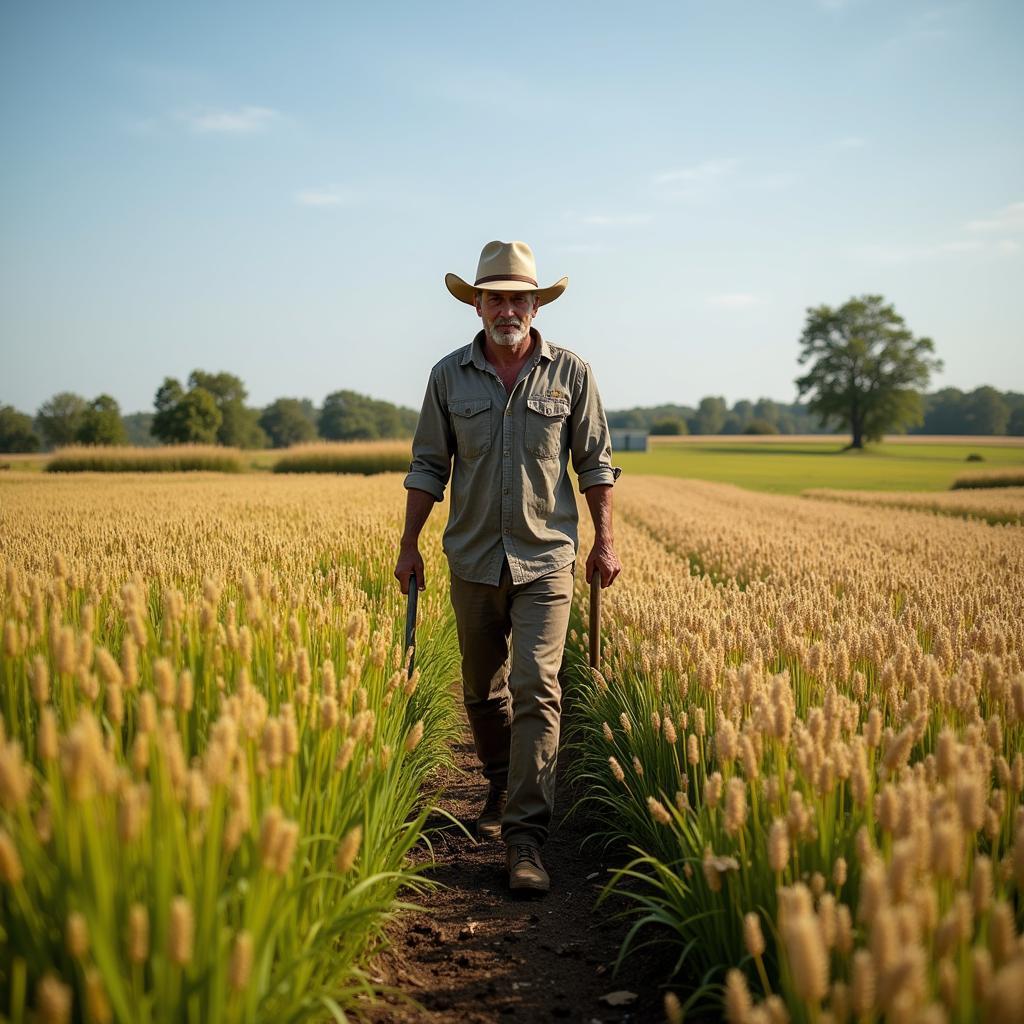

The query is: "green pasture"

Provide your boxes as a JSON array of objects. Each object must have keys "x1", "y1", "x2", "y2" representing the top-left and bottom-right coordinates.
[
  {"x1": 614, "y1": 440, "x2": 1024, "y2": 494},
  {"x1": 7, "y1": 439, "x2": 1024, "y2": 493}
]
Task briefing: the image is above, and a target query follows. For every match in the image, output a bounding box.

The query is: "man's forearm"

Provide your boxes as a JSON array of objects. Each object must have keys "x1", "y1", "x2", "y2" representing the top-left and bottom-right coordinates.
[
  {"x1": 401, "y1": 488, "x2": 437, "y2": 547},
  {"x1": 584, "y1": 484, "x2": 613, "y2": 542}
]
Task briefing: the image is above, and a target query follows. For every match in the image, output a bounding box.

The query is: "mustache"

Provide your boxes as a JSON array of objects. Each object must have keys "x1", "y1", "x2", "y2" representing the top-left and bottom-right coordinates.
[{"x1": 494, "y1": 317, "x2": 522, "y2": 326}]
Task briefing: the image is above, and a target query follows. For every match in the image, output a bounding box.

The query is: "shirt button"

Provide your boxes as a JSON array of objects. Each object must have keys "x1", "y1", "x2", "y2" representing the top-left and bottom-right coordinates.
[
  {"x1": 464, "y1": 407, "x2": 471, "y2": 414},
  {"x1": 503, "y1": 450, "x2": 509, "y2": 456},
  {"x1": 503, "y1": 488, "x2": 509, "y2": 495},
  {"x1": 503, "y1": 528, "x2": 510, "y2": 534}
]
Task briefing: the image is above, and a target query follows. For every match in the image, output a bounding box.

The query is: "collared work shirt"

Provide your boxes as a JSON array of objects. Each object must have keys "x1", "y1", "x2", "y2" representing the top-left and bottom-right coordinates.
[{"x1": 404, "y1": 329, "x2": 617, "y2": 586}]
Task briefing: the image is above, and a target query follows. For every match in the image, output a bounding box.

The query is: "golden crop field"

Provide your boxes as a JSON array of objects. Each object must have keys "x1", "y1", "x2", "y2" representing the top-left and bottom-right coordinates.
[
  {"x1": 804, "y1": 487, "x2": 1024, "y2": 527},
  {"x1": 567, "y1": 478, "x2": 1024, "y2": 1021},
  {"x1": 2, "y1": 471, "x2": 1023, "y2": 1023},
  {"x1": 0, "y1": 473, "x2": 461, "y2": 1023}
]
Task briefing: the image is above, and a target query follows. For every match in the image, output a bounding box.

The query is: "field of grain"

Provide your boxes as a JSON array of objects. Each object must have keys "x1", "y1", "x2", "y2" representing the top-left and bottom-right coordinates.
[
  {"x1": 272, "y1": 440, "x2": 412, "y2": 475},
  {"x1": 45, "y1": 445, "x2": 246, "y2": 474},
  {"x1": 804, "y1": 487, "x2": 1024, "y2": 526},
  {"x1": 0, "y1": 473, "x2": 460, "y2": 1023},
  {"x1": 567, "y1": 478, "x2": 1023, "y2": 1020},
  {"x1": 2, "y1": 470, "x2": 1022, "y2": 1023}
]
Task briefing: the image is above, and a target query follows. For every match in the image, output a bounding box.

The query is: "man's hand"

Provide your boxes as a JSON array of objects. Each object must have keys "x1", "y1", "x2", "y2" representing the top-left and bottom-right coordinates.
[
  {"x1": 396, "y1": 488, "x2": 435, "y2": 594},
  {"x1": 395, "y1": 542, "x2": 425, "y2": 594},
  {"x1": 585, "y1": 539, "x2": 621, "y2": 589},
  {"x1": 583, "y1": 484, "x2": 620, "y2": 588}
]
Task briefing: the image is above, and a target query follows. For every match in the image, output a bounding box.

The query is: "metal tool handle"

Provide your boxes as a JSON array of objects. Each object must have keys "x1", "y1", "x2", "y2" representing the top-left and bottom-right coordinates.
[
  {"x1": 589, "y1": 571, "x2": 602, "y2": 670},
  {"x1": 404, "y1": 573, "x2": 418, "y2": 677}
]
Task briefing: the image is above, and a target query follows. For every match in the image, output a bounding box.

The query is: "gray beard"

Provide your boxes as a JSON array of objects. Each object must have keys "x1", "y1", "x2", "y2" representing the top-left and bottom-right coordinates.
[{"x1": 488, "y1": 321, "x2": 529, "y2": 347}]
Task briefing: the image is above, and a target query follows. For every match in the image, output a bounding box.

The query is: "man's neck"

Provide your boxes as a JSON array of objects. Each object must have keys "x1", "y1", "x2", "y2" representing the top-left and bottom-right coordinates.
[{"x1": 482, "y1": 328, "x2": 536, "y2": 370}]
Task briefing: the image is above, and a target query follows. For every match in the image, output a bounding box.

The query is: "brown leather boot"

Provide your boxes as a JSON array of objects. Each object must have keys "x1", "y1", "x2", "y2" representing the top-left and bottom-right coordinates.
[
  {"x1": 507, "y1": 843, "x2": 550, "y2": 894},
  {"x1": 476, "y1": 785, "x2": 506, "y2": 842}
]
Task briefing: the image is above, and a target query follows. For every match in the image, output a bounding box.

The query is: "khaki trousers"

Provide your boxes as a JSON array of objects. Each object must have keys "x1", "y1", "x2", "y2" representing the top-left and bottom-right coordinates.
[{"x1": 448, "y1": 557, "x2": 575, "y2": 848}]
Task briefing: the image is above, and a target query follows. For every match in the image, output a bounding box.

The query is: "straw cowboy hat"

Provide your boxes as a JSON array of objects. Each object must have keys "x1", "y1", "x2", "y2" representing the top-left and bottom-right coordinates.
[{"x1": 445, "y1": 240, "x2": 568, "y2": 306}]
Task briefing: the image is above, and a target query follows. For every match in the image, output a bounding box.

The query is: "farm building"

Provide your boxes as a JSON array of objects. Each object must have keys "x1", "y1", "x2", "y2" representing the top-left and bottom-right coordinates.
[{"x1": 611, "y1": 428, "x2": 649, "y2": 452}]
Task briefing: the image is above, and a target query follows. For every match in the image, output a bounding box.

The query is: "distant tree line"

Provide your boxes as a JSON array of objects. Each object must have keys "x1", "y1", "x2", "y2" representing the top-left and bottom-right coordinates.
[
  {"x1": 4, "y1": 380, "x2": 1023, "y2": 453},
  {"x1": 0, "y1": 393, "x2": 128, "y2": 452},
  {"x1": 608, "y1": 397, "x2": 818, "y2": 436},
  {"x1": 912, "y1": 387, "x2": 1024, "y2": 437},
  {"x1": 606, "y1": 386, "x2": 1024, "y2": 438},
  {"x1": 2, "y1": 296, "x2": 1021, "y2": 454},
  {"x1": 0, "y1": 370, "x2": 419, "y2": 452}
]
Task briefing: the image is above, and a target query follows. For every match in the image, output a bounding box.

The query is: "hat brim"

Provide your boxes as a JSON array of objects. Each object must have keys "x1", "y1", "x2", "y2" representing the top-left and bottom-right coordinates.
[{"x1": 445, "y1": 273, "x2": 568, "y2": 307}]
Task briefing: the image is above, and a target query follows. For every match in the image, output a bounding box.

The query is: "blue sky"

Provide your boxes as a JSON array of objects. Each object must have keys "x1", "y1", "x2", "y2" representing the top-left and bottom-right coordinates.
[{"x1": 2, "y1": 0, "x2": 1022, "y2": 416}]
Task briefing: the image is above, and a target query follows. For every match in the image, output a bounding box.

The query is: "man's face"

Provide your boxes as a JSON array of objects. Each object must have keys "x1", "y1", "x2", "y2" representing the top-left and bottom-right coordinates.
[{"x1": 475, "y1": 289, "x2": 540, "y2": 348}]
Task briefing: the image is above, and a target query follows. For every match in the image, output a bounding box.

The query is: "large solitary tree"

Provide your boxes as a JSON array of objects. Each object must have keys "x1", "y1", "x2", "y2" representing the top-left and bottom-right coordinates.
[{"x1": 795, "y1": 295, "x2": 941, "y2": 449}]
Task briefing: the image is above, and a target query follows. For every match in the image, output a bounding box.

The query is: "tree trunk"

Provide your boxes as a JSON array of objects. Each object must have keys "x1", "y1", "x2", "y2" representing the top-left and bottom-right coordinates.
[
  {"x1": 849, "y1": 407, "x2": 864, "y2": 449},
  {"x1": 850, "y1": 421, "x2": 864, "y2": 449}
]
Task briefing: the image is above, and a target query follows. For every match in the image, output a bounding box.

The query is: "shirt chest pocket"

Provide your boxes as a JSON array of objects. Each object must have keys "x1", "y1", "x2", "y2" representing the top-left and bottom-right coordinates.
[
  {"x1": 448, "y1": 397, "x2": 492, "y2": 459},
  {"x1": 525, "y1": 396, "x2": 570, "y2": 459}
]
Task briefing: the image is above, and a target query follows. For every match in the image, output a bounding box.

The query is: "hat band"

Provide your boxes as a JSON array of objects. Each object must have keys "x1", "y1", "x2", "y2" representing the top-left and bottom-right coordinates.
[{"x1": 474, "y1": 273, "x2": 538, "y2": 287}]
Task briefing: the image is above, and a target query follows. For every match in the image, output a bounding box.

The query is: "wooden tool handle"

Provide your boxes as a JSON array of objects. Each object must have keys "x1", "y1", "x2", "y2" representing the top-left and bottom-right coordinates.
[
  {"x1": 589, "y1": 572, "x2": 602, "y2": 670},
  {"x1": 405, "y1": 573, "x2": 418, "y2": 676}
]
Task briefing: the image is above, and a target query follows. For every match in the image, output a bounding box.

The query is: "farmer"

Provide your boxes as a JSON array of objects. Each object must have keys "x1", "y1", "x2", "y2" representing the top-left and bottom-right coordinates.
[{"x1": 394, "y1": 239, "x2": 621, "y2": 894}]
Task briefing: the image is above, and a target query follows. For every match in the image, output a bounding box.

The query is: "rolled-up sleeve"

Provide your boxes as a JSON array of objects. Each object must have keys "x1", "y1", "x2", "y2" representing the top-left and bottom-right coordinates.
[
  {"x1": 569, "y1": 361, "x2": 616, "y2": 492},
  {"x1": 404, "y1": 369, "x2": 452, "y2": 501}
]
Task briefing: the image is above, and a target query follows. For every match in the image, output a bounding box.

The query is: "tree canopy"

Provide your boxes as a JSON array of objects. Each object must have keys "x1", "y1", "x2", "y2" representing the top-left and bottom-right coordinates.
[
  {"x1": 319, "y1": 390, "x2": 417, "y2": 441},
  {"x1": 36, "y1": 392, "x2": 88, "y2": 448},
  {"x1": 0, "y1": 405, "x2": 40, "y2": 452},
  {"x1": 33, "y1": 391, "x2": 128, "y2": 449},
  {"x1": 795, "y1": 294, "x2": 941, "y2": 448},
  {"x1": 187, "y1": 371, "x2": 266, "y2": 448},
  {"x1": 76, "y1": 394, "x2": 127, "y2": 446},
  {"x1": 152, "y1": 378, "x2": 222, "y2": 444},
  {"x1": 691, "y1": 396, "x2": 728, "y2": 436},
  {"x1": 259, "y1": 398, "x2": 317, "y2": 448}
]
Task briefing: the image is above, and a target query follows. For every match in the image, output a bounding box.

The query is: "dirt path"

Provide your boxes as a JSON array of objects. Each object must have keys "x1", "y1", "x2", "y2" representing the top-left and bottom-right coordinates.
[{"x1": 359, "y1": 727, "x2": 672, "y2": 1024}]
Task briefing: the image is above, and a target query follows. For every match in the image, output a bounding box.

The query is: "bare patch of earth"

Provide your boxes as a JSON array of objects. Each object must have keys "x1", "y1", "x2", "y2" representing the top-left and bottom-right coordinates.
[{"x1": 356, "y1": 730, "x2": 676, "y2": 1024}]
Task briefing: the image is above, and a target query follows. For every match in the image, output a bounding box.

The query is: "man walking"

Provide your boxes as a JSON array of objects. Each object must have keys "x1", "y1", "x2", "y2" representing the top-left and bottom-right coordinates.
[{"x1": 394, "y1": 240, "x2": 621, "y2": 894}]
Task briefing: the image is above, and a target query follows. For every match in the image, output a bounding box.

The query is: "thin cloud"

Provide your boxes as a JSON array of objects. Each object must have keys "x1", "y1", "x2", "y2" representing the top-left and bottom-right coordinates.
[
  {"x1": 654, "y1": 158, "x2": 740, "y2": 201},
  {"x1": 178, "y1": 106, "x2": 280, "y2": 135},
  {"x1": 655, "y1": 158, "x2": 739, "y2": 187},
  {"x1": 708, "y1": 293, "x2": 758, "y2": 308},
  {"x1": 834, "y1": 136, "x2": 867, "y2": 149},
  {"x1": 851, "y1": 200, "x2": 1023, "y2": 264},
  {"x1": 966, "y1": 201, "x2": 1024, "y2": 234},
  {"x1": 294, "y1": 186, "x2": 358, "y2": 208}
]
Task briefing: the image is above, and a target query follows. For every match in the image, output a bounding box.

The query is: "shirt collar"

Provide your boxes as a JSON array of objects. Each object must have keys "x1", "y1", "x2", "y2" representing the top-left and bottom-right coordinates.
[{"x1": 460, "y1": 327, "x2": 553, "y2": 369}]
